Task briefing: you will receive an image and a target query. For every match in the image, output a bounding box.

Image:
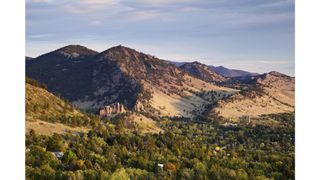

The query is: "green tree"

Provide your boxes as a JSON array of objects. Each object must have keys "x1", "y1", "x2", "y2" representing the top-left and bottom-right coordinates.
[{"x1": 109, "y1": 168, "x2": 130, "y2": 180}]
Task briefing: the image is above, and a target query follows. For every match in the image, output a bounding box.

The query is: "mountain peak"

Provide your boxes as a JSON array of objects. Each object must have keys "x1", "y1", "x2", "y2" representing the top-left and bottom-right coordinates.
[
  {"x1": 268, "y1": 71, "x2": 284, "y2": 76},
  {"x1": 190, "y1": 61, "x2": 202, "y2": 65},
  {"x1": 264, "y1": 71, "x2": 293, "y2": 79},
  {"x1": 99, "y1": 45, "x2": 158, "y2": 64},
  {"x1": 104, "y1": 45, "x2": 140, "y2": 55},
  {"x1": 54, "y1": 45, "x2": 98, "y2": 57}
]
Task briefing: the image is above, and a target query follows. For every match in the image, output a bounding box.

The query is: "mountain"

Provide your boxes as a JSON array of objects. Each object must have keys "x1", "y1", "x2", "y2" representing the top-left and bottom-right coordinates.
[
  {"x1": 27, "y1": 45, "x2": 238, "y2": 118},
  {"x1": 26, "y1": 45, "x2": 293, "y2": 121},
  {"x1": 210, "y1": 71, "x2": 295, "y2": 119},
  {"x1": 209, "y1": 66, "x2": 257, "y2": 77},
  {"x1": 180, "y1": 61, "x2": 226, "y2": 83},
  {"x1": 26, "y1": 45, "x2": 99, "y2": 102}
]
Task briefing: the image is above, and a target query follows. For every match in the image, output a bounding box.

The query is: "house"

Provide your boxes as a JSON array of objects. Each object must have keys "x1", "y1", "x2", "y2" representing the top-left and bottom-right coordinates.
[
  {"x1": 222, "y1": 122, "x2": 238, "y2": 127},
  {"x1": 157, "y1": 163, "x2": 164, "y2": 169},
  {"x1": 52, "y1": 152, "x2": 64, "y2": 158}
]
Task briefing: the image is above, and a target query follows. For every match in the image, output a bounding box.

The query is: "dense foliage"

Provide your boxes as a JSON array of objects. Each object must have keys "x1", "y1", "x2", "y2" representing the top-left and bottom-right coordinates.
[{"x1": 26, "y1": 113, "x2": 294, "y2": 179}]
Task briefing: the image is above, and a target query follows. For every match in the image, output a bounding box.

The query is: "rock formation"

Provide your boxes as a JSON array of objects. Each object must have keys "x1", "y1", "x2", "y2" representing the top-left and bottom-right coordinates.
[{"x1": 99, "y1": 103, "x2": 126, "y2": 117}]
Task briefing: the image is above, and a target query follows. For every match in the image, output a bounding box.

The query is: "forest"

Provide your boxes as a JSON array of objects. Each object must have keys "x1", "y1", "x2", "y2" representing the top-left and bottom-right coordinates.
[{"x1": 26, "y1": 113, "x2": 294, "y2": 180}]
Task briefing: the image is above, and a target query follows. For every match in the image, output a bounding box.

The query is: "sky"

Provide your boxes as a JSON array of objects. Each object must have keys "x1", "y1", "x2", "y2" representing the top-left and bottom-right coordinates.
[{"x1": 26, "y1": 0, "x2": 295, "y2": 75}]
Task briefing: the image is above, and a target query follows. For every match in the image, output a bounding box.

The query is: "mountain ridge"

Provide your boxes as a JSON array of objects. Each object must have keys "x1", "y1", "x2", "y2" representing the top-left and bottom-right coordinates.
[
  {"x1": 26, "y1": 44, "x2": 293, "y2": 120},
  {"x1": 27, "y1": 45, "x2": 237, "y2": 118}
]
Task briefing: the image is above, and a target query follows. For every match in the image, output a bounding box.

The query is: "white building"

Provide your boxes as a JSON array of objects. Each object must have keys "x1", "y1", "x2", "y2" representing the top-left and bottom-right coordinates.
[
  {"x1": 52, "y1": 152, "x2": 64, "y2": 158},
  {"x1": 157, "y1": 163, "x2": 164, "y2": 169}
]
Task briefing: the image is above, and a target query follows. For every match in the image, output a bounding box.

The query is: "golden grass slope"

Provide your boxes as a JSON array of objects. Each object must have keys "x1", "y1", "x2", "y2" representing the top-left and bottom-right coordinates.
[
  {"x1": 26, "y1": 83, "x2": 84, "y2": 120},
  {"x1": 26, "y1": 120, "x2": 89, "y2": 136},
  {"x1": 26, "y1": 83, "x2": 89, "y2": 135},
  {"x1": 128, "y1": 113, "x2": 163, "y2": 134},
  {"x1": 27, "y1": 81, "x2": 163, "y2": 135},
  {"x1": 141, "y1": 74, "x2": 238, "y2": 117},
  {"x1": 212, "y1": 72, "x2": 294, "y2": 119}
]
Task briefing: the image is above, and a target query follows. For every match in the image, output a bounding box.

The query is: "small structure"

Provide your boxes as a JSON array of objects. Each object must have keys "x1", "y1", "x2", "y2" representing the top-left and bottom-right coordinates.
[
  {"x1": 52, "y1": 152, "x2": 64, "y2": 159},
  {"x1": 157, "y1": 163, "x2": 164, "y2": 169},
  {"x1": 222, "y1": 122, "x2": 238, "y2": 127}
]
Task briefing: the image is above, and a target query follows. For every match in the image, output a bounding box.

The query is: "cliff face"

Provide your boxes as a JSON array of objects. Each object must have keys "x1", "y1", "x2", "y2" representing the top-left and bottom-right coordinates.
[{"x1": 99, "y1": 103, "x2": 126, "y2": 117}]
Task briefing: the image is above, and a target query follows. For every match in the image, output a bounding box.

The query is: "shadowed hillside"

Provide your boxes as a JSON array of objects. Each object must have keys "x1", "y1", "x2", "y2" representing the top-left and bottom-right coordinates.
[{"x1": 27, "y1": 45, "x2": 238, "y2": 118}]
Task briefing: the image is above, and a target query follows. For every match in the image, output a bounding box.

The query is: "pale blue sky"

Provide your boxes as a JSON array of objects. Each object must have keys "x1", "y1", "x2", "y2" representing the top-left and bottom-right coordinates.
[{"x1": 26, "y1": 0, "x2": 294, "y2": 75}]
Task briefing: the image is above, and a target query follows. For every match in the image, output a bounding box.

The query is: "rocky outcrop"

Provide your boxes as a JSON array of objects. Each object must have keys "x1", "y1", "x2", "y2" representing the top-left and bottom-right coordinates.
[
  {"x1": 134, "y1": 100, "x2": 145, "y2": 112},
  {"x1": 99, "y1": 103, "x2": 126, "y2": 117}
]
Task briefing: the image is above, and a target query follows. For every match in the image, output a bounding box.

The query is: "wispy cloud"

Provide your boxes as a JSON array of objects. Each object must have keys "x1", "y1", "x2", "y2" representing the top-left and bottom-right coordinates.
[
  {"x1": 123, "y1": 10, "x2": 161, "y2": 21},
  {"x1": 30, "y1": 0, "x2": 53, "y2": 3},
  {"x1": 255, "y1": 60, "x2": 290, "y2": 65},
  {"x1": 27, "y1": 33, "x2": 54, "y2": 39},
  {"x1": 27, "y1": 0, "x2": 118, "y2": 14},
  {"x1": 90, "y1": 20, "x2": 102, "y2": 25},
  {"x1": 63, "y1": 1, "x2": 117, "y2": 14},
  {"x1": 259, "y1": 0, "x2": 294, "y2": 8}
]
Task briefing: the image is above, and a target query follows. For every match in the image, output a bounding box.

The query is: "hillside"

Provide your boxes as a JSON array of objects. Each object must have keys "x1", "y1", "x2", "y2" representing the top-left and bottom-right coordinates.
[
  {"x1": 26, "y1": 77, "x2": 162, "y2": 134},
  {"x1": 211, "y1": 71, "x2": 295, "y2": 119},
  {"x1": 26, "y1": 78, "x2": 92, "y2": 135},
  {"x1": 180, "y1": 61, "x2": 226, "y2": 83},
  {"x1": 27, "y1": 45, "x2": 238, "y2": 118}
]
